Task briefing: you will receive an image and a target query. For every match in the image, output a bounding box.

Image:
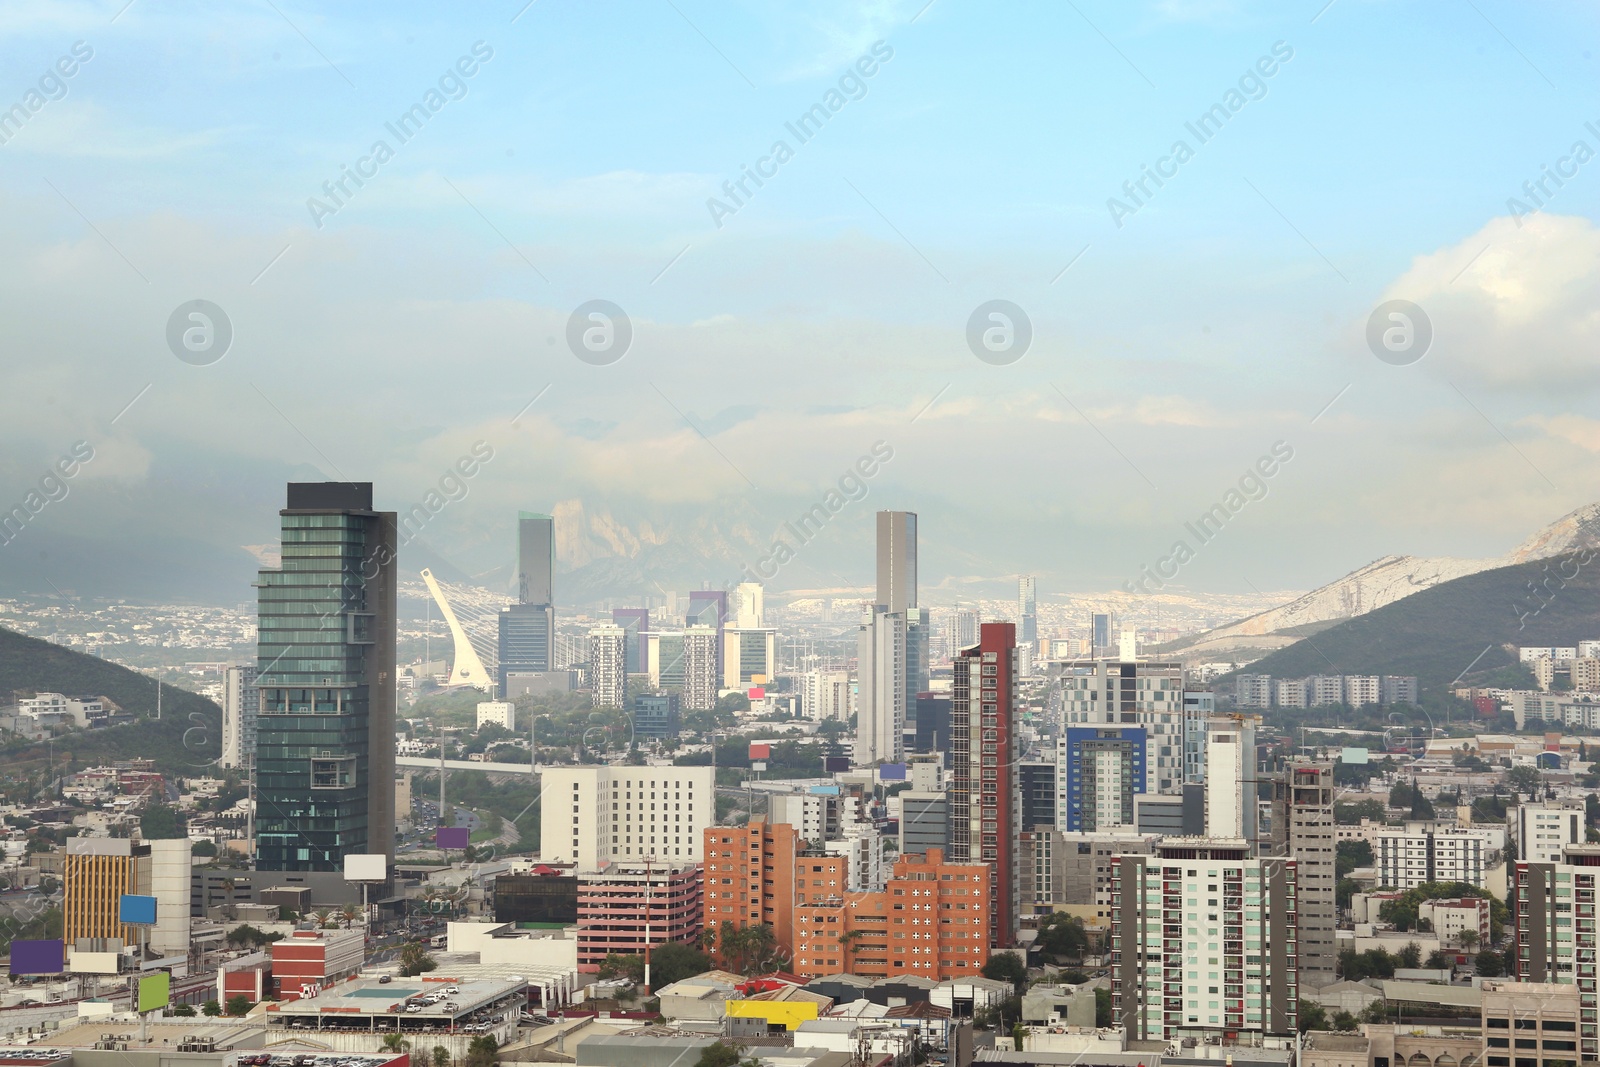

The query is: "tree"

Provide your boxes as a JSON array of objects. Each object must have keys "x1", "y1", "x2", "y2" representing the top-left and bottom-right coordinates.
[
  {"x1": 1036, "y1": 913, "x2": 1089, "y2": 960},
  {"x1": 1388, "y1": 781, "x2": 1414, "y2": 809},
  {"x1": 139, "y1": 804, "x2": 183, "y2": 840},
  {"x1": 597, "y1": 953, "x2": 646, "y2": 984},
  {"x1": 201, "y1": 1000, "x2": 221, "y2": 1017},
  {"x1": 431, "y1": 1047, "x2": 450, "y2": 1067},
  {"x1": 1336, "y1": 800, "x2": 1388, "y2": 825},
  {"x1": 1425, "y1": 950, "x2": 1453, "y2": 969},
  {"x1": 1298, "y1": 1000, "x2": 1328, "y2": 1033},
  {"x1": 1094, "y1": 987, "x2": 1112, "y2": 1028},
  {"x1": 464, "y1": 1036, "x2": 498, "y2": 1067},
  {"x1": 1476, "y1": 949, "x2": 1506, "y2": 977},
  {"x1": 381, "y1": 1035, "x2": 412, "y2": 1054},
  {"x1": 1459, "y1": 929, "x2": 1480, "y2": 950},
  {"x1": 1012, "y1": 1023, "x2": 1028, "y2": 1051},
  {"x1": 1506, "y1": 766, "x2": 1542, "y2": 797},
  {"x1": 399, "y1": 941, "x2": 437, "y2": 977},
  {"x1": 650, "y1": 941, "x2": 712, "y2": 988},
  {"x1": 982, "y1": 951, "x2": 1028, "y2": 994},
  {"x1": 341, "y1": 903, "x2": 361, "y2": 928},
  {"x1": 225, "y1": 994, "x2": 250, "y2": 1016},
  {"x1": 191, "y1": 840, "x2": 217, "y2": 857},
  {"x1": 1409, "y1": 780, "x2": 1436, "y2": 820},
  {"x1": 1331, "y1": 1010, "x2": 1359, "y2": 1031},
  {"x1": 1398, "y1": 942, "x2": 1422, "y2": 969},
  {"x1": 693, "y1": 1042, "x2": 743, "y2": 1067},
  {"x1": 1336, "y1": 840, "x2": 1374, "y2": 878},
  {"x1": 171, "y1": 1004, "x2": 196, "y2": 1017}
]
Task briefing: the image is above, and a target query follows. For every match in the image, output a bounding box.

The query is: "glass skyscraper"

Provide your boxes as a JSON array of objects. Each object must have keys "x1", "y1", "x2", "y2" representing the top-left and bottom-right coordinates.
[
  {"x1": 254, "y1": 482, "x2": 397, "y2": 871},
  {"x1": 499, "y1": 511, "x2": 555, "y2": 694}
]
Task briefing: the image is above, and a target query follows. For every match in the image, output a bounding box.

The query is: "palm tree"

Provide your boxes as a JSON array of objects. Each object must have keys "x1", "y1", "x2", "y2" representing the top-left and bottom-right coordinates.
[
  {"x1": 341, "y1": 903, "x2": 360, "y2": 928},
  {"x1": 380, "y1": 1034, "x2": 411, "y2": 1054},
  {"x1": 312, "y1": 909, "x2": 333, "y2": 929},
  {"x1": 431, "y1": 1047, "x2": 450, "y2": 1067},
  {"x1": 836, "y1": 929, "x2": 864, "y2": 972}
]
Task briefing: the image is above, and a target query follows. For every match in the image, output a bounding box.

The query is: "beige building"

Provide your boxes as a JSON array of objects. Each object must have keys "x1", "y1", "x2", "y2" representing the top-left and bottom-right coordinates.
[
  {"x1": 1364, "y1": 1024, "x2": 1485, "y2": 1067},
  {"x1": 1481, "y1": 981, "x2": 1583, "y2": 1067},
  {"x1": 1300, "y1": 1031, "x2": 1369, "y2": 1067}
]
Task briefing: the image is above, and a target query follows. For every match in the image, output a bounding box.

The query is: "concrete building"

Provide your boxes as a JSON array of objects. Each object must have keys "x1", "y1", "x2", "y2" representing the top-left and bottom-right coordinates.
[
  {"x1": 1343, "y1": 675, "x2": 1381, "y2": 708},
  {"x1": 575, "y1": 861, "x2": 701, "y2": 973},
  {"x1": 1376, "y1": 825, "x2": 1499, "y2": 889},
  {"x1": 269, "y1": 927, "x2": 363, "y2": 998},
  {"x1": 1275, "y1": 678, "x2": 1309, "y2": 709},
  {"x1": 1182, "y1": 690, "x2": 1214, "y2": 783},
  {"x1": 802, "y1": 669, "x2": 853, "y2": 721},
  {"x1": 899, "y1": 791, "x2": 947, "y2": 856},
  {"x1": 702, "y1": 818, "x2": 805, "y2": 963},
  {"x1": 770, "y1": 792, "x2": 839, "y2": 845},
  {"x1": 1383, "y1": 675, "x2": 1421, "y2": 705},
  {"x1": 219, "y1": 664, "x2": 258, "y2": 770},
  {"x1": 1481, "y1": 980, "x2": 1585, "y2": 1067},
  {"x1": 538, "y1": 765, "x2": 715, "y2": 872},
  {"x1": 792, "y1": 848, "x2": 991, "y2": 981},
  {"x1": 1299, "y1": 1031, "x2": 1369, "y2": 1067},
  {"x1": 631, "y1": 693, "x2": 680, "y2": 740},
  {"x1": 1271, "y1": 763, "x2": 1337, "y2": 988},
  {"x1": 1310, "y1": 675, "x2": 1345, "y2": 707},
  {"x1": 148, "y1": 838, "x2": 191, "y2": 961},
  {"x1": 587, "y1": 624, "x2": 627, "y2": 708},
  {"x1": 1053, "y1": 830, "x2": 1160, "y2": 929},
  {"x1": 1235, "y1": 674, "x2": 1272, "y2": 709},
  {"x1": 1110, "y1": 842, "x2": 1300, "y2": 1041},
  {"x1": 856, "y1": 606, "x2": 907, "y2": 765},
  {"x1": 1515, "y1": 803, "x2": 1583, "y2": 863},
  {"x1": 947, "y1": 621, "x2": 1020, "y2": 947},
  {"x1": 1057, "y1": 659, "x2": 1186, "y2": 793},
  {"x1": 1203, "y1": 716, "x2": 1258, "y2": 846},
  {"x1": 475, "y1": 701, "x2": 515, "y2": 731}
]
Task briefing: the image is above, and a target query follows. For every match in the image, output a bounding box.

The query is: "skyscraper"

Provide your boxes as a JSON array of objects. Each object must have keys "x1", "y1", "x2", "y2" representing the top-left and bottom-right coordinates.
[
  {"x1": 857, "y1": 511, "x2": 926, "y2": 766},
  {"x1": 1091, "y1": 612, "x2": 1114, "y2": 657},
  {"x1": 681, "y1": 625, "x2": 719, "y2": 711},
  {"x1": 1203, "y1": 715, "x2": 1259, "y2": 846},
  {"x1": 588, "y1": 625, "x2": 627, "y2": 708},
  {"x1": 612, "y1": 607, "x2": 650, "y2": 674},
  {"x1": 723, "y1": 582, "x2": 776, "y2": 687},
  {"x1": 499, "y1": 512, "x2": 555, "y2": 694},
  {"x1": 1271, "y1": 763, "x2": 1337, "y2": 988},
  {"x1": 1057, "y1": 726, "x2": 1147, "y2": 832},
  {"x1": 947, "y1": 621, "x2": 1019, "y2": 948},
  {"x1": 255, "y1": 482, "x2": 397, "y2": 871},
  {"x1": 686, "y1": 589, "x2": 728, "y2": 683},
  {"x1": 1017, "y1": 576, "x2": 1037, "y2": 646}
]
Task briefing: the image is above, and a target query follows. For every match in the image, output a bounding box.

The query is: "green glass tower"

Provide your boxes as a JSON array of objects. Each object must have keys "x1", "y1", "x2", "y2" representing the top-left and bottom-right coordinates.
[{"x1": 254, "y1": 482, "x2": 397, "y2": 871}]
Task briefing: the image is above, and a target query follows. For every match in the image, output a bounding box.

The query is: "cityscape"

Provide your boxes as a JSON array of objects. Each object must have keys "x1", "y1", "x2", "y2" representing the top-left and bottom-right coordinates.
[{"x1": 0, "y1": 5, "x2": 1597, "y2": 1067}]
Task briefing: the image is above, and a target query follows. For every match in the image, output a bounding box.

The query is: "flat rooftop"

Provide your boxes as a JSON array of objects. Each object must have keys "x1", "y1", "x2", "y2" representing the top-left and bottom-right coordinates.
[{"x1": 269, "y1": 977, "x2": 526, "y2": 1033}]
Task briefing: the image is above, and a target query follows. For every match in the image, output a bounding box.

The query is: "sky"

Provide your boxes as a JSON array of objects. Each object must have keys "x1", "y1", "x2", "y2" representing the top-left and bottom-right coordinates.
[{"x1": 0, "y1": 0, "x2": 1598, "y2": 608}]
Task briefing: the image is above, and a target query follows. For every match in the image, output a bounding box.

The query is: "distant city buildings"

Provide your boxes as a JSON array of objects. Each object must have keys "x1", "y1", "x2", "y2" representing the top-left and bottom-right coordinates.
[
  {"x1": 587, "y1": 624, "x2": 627, "y2": 708},
  {"x1": 1056, "y1": 659, "x2": 1186, "y2": 794},
  {"x1": 801, "y1": 669, "x2": 853, "y2": 721},
  {"x1": 1238, "y1": 672, "x2": 1419, "y2": 709},
  {"x1": 1017, "y1": 575, "x2": 1037, "y2": 646},
  {"x1": 681, "y1": 625, "x2": 719, "y2": 711}
]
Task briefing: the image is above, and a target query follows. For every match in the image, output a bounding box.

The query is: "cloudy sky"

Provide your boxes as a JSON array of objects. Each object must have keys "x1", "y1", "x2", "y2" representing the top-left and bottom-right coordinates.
[{"x1": 0, "y1": 0, "x2": 1597, "y2": 606}]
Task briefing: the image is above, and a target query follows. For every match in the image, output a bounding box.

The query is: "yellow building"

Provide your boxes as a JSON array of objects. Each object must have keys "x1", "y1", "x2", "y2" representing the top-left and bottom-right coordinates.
[
  {"x1": 725, "y1": 999, "x2": 820, "y2": 1031},
  {"x1": 63, "y1": 838, "x2": 151, "y2": 953}
]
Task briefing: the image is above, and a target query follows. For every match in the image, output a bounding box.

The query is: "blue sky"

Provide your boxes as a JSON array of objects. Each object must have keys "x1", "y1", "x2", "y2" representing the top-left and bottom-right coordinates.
[{"x1": 1, "y1": 0, "x2": 1598, "y2": 606}]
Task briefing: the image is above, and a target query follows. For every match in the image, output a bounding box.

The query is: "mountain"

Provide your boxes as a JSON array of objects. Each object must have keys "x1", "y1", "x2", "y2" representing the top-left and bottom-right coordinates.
[
  {"x1": 1173, "y1": 502, "x2": 1600, "y2": 656},
  {"x1": 0, "y1": 626, "x2": 221, "y2": 772},
  {"x1": 1229, "y1": 550, "x2": 1600, "y2": 693}
]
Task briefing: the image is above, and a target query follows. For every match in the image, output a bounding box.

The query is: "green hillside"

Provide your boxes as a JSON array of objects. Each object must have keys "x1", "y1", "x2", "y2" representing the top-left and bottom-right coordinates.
[
  {"x1": 1235, "y1": 551, "x2": 1600, "y2": 694},
  {"x1": 0, "y1": 625, "x2": 221, "y2": 775}
]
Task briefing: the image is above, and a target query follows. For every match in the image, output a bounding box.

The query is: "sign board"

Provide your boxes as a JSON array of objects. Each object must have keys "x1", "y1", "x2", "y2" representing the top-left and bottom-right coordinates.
[
  {"x1": 119, "y1": 895, "x2": 157, "y2": 926},
  {"x1": 9, "y1": 940, "x2": 63, "y2": 975},
  {"x1": 69, "y1": 951, "x2": 121, "y2": 975},
  {"x1": 1340, "y1": 747, "x2": 1370, "y2": 765},
  {"x1": 435, "y1": 826, "x2": 469, "y2": 850},
  {"x1": 137, "y1": 972, "x2": 170, "y2": 1013},
  {"x1": 749, "y1": 743, "x2": 771, "y2": 761},
  {"x1": 879, "y1": 763, "x2": 908, "y2": 781},
  {"x1": 344, "y1": 854, "x2": 387, "y2": 882}
]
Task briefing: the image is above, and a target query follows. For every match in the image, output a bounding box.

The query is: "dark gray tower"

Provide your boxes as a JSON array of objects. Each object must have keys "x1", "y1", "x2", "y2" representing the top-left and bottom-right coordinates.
[
  {"x1": 516, "y1": 512, "x2": 554, "y2": 606},
  {"x1": 255, "y1": 482, "x2": 396, "y2": 871}
]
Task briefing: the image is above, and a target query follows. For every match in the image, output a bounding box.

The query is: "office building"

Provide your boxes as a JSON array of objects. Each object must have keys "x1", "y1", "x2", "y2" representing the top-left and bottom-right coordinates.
[
  {"x1": 681, "y1": 625, "x2": 719, "y2": 711},
  {"x1": 1053, "y1": 830, "x2": 1160, "y2": 928},
  {"x1": 947, "y1": 621, "x2": 1020, "y2": 948},
  {"x1": 899, "y1": 791, "x2": 947, "y2": 855},
  {"x1": 913, "y1": 692, "x2": 950, "y2": 754},
  {"x1": 270, "y1": 928, "x2": 364, "y2": 997},
  {"x1": 1017, "y1": 576, "x2": 1037, "y2": 646},
  {"x1": 1181, "y1": 690, "x2": 1214, "y2": 783},
  {"x1": 802, "y1": 670, "x2": 853, "y2": 721},
  {"x1": 1055, "y1": 659, "x2": 1186, "y2": 794},
  {"x1": 1091, "y1": 612, "x2": 1114, "y2": 658},
  {"x1": 702, "y1": 819, "x2": 806, "y2": 963},
  {"x1": 493, "y1": 868, "x2": 579, "y2": 924},
  {"x1": 791, "y1": 848, "x2": 991, "y2": 981},
  {"x1": 1235, "y1": 674, "x2": 1272, "y2": 709},
  {"x1": 576, "y1": 862, "x2": 703, "y2": 973},
  {"x1": 1376, "y1": 825, "x2": 1498, "y2": 888},
  {"x1": 476, "y1": 701, "x2": 515, "y2": 731},
  {"x1": 500, "y1": 512, "x2": 556, "y2": 694},
  {"x1": 645, "y1": 629, "x2": 685, "y2": 691},
  {"x1": 1271, "y1": 763, "x2": 1337, "y2": 987},
  {"x1": 220, "y1": 663, "x2": 258, "y2": 770},
  {"x1": 686, "y1": 589, "x2": 728, "y2": 680},
  {"x1": 1110, "y1": 843, "x2": 1301, "y2": 1040},
  {"x1": 723, "y1": 627, "x2": 776, "y2": 689},
  {"x1": 1134, "y1": 792, "x2": 1204, "y2": 837},
  {"x1": 588, "y1": 624, "x2": 627, "y2": 708},
  {"x1": 611, "y1": 608, "x2": 650, "y2": 675},
  {"x1": 1480, "y1": 981, "x2": 1586, "y2": 1067},
  {"x1": 1204, "y1": 716, "x2": 1259, "y2": 846},
  {"x1": 538, "y1": 765, "x2": 715, "y2": 872},
  {"x1": 1018, "y1": 761, "x2": 1056, "y2": 831},
  {"x1": 1516, "y1": 804, "x2": 1584, "y2": 863},
  {"x1": 64, "y1": 837, "x2": 151, "y2": 954},
  {"x1": 255, "y1": 482, "x2": 397, "y2": 871},
  {"x1": 1057, "y1": 727, "x2": 1146, "y2": 833},
  {"x1": 632, "y1": 693, "x2": 680, "y2": 740}
]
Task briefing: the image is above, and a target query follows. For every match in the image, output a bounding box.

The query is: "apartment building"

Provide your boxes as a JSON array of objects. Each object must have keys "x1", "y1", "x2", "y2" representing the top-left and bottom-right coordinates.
[
  {"x1": 1110, "y1": 843, "x2": 1300, "y2": 1041},
  {"x1": 1270, "y1": 763, "x2": 1337, "y2": 988},
  {"x1": 1516, "y1": 804, "x2": 1584, "y2": 864},
  {"x1": 1509, "y1": 851, "x2": 1600, "y2": 1061},
  {"x1": 1375, "y1": 825, "x2": 1498, "y2": 889},
  {"x1": 702, "y1": 819, "x2": 805, "y2": 964},
  {"x1": 791, "y1": 848, "x2": 991, "y2": 981},
  {"x1": 1275, "y1": 678, "x2": 1308, "y2": 709},
  {"x1": 1235, "y1": 674, "x2": 1272, "y2": 709},
  {"x1": 588, "y1": 625, "x2": 627, "y2": 708},
  {"x1": 1057, "y1": 659, "x2": 1187, "y2": 794},
  {"x1": 1343, "y1": 675, "x2": 1380, "y2": 708},
  {"x1": 539, "y1": 765, "x2": 715, "y2": 872}
]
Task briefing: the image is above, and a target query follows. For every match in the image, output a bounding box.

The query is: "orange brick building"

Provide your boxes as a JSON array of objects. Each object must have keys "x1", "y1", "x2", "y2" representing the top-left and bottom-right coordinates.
[
  {"x1": 703, "y1": 819, "x2": 847, "y2": 966},
  {"x1": 792, "y1": 848, "x2": 990, "y2": 981}
]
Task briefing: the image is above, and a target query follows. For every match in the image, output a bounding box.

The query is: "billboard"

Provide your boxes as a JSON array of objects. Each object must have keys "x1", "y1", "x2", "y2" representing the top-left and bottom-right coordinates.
[
  {"x1": 9, "y1": 940, "x2": 63, "y2": 975},
  {"x1": 70, "y1": 951, "x2": 121, "y2": 975},
  {"x1": 1340, "y1": 746, "x2": 1370, "y2": 765},
  {"x1": 823, "y1": 755, "x2": 850, "y2": 774},
  {"x1": 749, "y1": 743, "x2": 771, "y2": 761},
  {"x1": 435, "y1": 826, "x2": 469, "y2": 850},
  {"x1": 119, "y1": 895, "x2": 157, "y2": 925},
  {"x1": 344, "y1": 854, "x2": 388, "y2": 881},
  {"x1": 878, "y1": 763, "x2": 908, "y2": 781},
  {"x1": 137, "y1": 972, "x2": 170, "y2": 1013}
]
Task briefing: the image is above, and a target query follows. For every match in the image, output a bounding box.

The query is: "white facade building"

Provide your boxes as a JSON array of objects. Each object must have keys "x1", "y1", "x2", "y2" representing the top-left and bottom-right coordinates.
[
  {"x1": 220, "y1": 664, "x2": 258, "y2": 770},
  {"x1": 1056, "y1": 660, "x2": 1185, "y2": 794},
  {"x1": 476, "y1": 701, "x2": 515, "y2": 731},
  {"x1": 1343, "y1": 675, "x2": 1380, "y2": 708},
  {"x1": 1204, "y1": 716, "x2": 1258, "y2": 847},
  {"x1": 537, "y1": 765, "x2": 715, "y2": 872},
  {"x1": 802, "y1": 669, "x2": 854, "y2": 721},
  {"x1": 1310, "y1": 675, "x2": 1345, "y2": 706},
  {"x1": 1235, "y1": 674, "x2": 1271, "y2": 709},
  {"x1": 855, "y1": 608, "x2": 906, "y2": 766},
  {"x1": 1516, "y1": 804, "x2": 1583, "y2": 864},
  {"x1": 588, "y1": 625, "x2": 627, "y2": 709},
  {"x1": 681, "y1": 625, "x2": 719, "y2": 711},
  {"x1": 1374, "y1": 825, "x2": 1499, "y2": 889},
  {"x1": 1275, "y1": 678, "x2": 1308, "y2": 709}
]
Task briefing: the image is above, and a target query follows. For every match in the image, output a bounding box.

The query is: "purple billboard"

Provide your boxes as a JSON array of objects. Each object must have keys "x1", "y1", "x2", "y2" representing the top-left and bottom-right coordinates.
[
  {"x1": 436, "y1": 826, "x2": 470, "y2": 849},
  {"x1": 10, "y1": 940, "x2": 64, "y2": 975}
]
